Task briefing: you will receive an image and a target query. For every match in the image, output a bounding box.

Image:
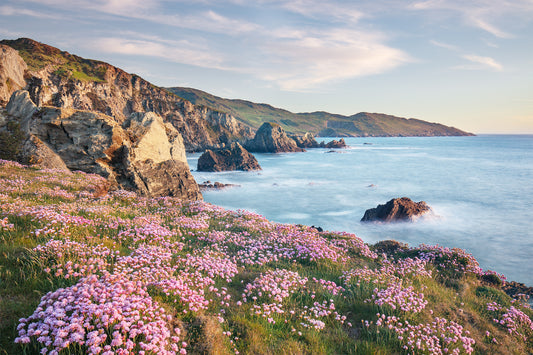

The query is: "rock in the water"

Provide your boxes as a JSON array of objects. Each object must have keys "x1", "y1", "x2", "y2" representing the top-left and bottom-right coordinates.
[
  {"x1": 291, "y1": 132, "x2": 319, "y2": 148},
  {"x1": 197, "y1": 142, "x2": 261, "y2": 172},
  {"x1": 319, "y1": 138, "x2": 347, "y2": 149},
  {"x1": 245, "y1": 122, "x2": 304, "y2": 153},
  {"x1": 199, "y1": 181, "x2": 240, "y2": 190},
  {"x1": 361, "y1": 197, "x2": 432, "y2": 222}
]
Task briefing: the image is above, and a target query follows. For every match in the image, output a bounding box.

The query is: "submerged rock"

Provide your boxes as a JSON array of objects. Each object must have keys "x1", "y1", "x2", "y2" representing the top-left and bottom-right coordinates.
[
  {"x1": 361, "y1": 197, "x2": 432, "y2": 222},
  {"x1": 199, "y1": 181, "x2": 240, "y2": 190},
  {"x1": 245, "y1": 122, "x2": 304, "y2": 153},
  {"x1": 197, "y1": 142, "x2": 261, "y2": 172}
]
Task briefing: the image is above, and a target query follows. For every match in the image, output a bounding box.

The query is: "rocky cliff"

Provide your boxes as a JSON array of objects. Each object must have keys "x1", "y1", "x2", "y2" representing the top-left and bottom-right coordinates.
[
  {"x1": 0, "y1": 38, "x2": 253, "y2": 151},
  {"x1": 4, "y1": 90, "x2": 201, "y2": 199}
]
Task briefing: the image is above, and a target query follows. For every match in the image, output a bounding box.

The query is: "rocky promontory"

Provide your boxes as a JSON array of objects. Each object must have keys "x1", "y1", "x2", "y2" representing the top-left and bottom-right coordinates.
[
  {"x1": 3, "y1": 90, "x2": 201, "y2": 199},
  {"x1": 361, "y1": 197, "x2": 432, "y2": 222},
  {"x1": 245, "y1": 122, "x2": 304, "y2": 153},
  {"x1": 197, "y1": 142, "x2": 261, "y2": 172}
]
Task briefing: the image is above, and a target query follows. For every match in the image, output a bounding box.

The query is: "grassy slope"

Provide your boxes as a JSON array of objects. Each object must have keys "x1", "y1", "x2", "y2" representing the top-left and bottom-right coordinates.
[
  {"x1": 166, "y1": 87, "x2": 473, "y2": 137},
  {"x1": 0, "y1": 160, "x2": 531, "y2": 354}
]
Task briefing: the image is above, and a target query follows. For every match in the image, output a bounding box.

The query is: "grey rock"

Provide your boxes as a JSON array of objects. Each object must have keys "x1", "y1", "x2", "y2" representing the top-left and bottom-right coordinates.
[{"x1": 0, "y1": 45, "x2": 27, "y2": 105}]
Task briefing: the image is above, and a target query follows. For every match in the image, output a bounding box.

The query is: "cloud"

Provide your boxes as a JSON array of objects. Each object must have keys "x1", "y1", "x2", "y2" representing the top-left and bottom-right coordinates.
[
  {"x1": 430, "y1": 40, "x2": 459, "y2": 51},
  {"x1": 256, "y1": 29, "x2": 411, "y2": 91},
  {"x1": 90, "y1": 37, "x2": 228, "y2": 70},
  {"x1": 411, "y1": 0, "x2": 533, "y2": 38},
  {"x1": 0, "y1": 5, "x2": 61, "y2": 19},
  {"x1": 459, "y1": 54, "x2": 503, "y2": 71}
]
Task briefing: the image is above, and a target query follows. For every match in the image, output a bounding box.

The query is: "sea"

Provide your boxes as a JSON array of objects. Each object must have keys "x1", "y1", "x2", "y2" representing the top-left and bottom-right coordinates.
[{"x1": 187, "y1": 135, "x2": 533, "y2": 286}]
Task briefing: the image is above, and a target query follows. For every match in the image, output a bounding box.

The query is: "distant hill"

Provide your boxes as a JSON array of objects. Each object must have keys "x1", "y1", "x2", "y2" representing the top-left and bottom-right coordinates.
[{"x1": 167, "y1": 87, "x2": 474, "y2": 137}]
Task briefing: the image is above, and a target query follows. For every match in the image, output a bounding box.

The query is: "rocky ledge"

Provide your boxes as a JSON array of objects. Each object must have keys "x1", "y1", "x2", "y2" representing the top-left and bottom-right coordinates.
[
  {"x1": 197, "y1": 142, "x2": 261, "y2": 172},
  {"x1": 361, "y1": 197, "x2": 432, "y2": 222}
]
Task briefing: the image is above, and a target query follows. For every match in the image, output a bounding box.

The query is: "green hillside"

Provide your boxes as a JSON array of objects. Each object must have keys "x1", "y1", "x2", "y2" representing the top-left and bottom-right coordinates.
[{"x1": 167, "y1": 87, "x2": 474, "y2": 137}]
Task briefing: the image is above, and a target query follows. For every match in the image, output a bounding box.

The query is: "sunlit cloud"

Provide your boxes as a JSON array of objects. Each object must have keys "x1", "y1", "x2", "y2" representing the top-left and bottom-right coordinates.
[{"x1": 458, "y1": 54, "x2": 503, "y2": 71}]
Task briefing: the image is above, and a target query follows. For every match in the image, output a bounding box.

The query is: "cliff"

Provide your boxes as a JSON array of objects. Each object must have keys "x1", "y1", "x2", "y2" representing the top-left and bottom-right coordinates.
[
  {"x1": 0, "y1": 38, "x2": 253, "y2": 151},
  {"x1": 168, "y1": 86, "x2": 475, "y2": 137}
]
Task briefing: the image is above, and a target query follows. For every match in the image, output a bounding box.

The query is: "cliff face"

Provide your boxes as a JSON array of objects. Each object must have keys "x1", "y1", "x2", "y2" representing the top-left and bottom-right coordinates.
[
  {"x1": 4, "y1": 90, "x2": 202, "y2": 199},
  {"x1": 0, "y1": 38, "x2": 253, "y2": 151}
]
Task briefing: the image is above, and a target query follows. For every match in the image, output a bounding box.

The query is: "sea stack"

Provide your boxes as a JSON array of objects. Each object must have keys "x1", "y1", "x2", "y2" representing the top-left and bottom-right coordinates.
[{"x1": 361, "y1": 197, "x2": 432, "y2": 222}]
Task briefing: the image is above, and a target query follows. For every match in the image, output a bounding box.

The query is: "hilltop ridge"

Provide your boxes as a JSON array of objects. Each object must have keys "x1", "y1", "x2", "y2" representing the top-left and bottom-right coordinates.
[{"x1": 167, "y1": 86, "x2": 474, "y2": 137}]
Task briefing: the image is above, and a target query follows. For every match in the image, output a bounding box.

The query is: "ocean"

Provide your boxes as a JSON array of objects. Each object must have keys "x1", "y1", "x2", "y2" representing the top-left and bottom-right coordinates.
[{"x1": 187, "y1": 135, "x2": 533, "y2": 285}]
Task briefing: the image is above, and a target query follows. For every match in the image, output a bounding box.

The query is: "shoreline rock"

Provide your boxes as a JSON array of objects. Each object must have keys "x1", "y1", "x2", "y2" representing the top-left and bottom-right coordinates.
[
  {"x1": 197, "y1": 142, "x2": 261, "y2": 172},
  {"x1": 245, "y1": 122, "x2": 304, "y2": 153},
  {"x1": 361, "y1": 197, "x2": 432, "y2": 222}
]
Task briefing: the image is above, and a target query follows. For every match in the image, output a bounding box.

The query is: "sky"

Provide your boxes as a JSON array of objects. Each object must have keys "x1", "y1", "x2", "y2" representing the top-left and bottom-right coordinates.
[{"x1": 1, "y1": 0, "x2": 532, "y2": 134}]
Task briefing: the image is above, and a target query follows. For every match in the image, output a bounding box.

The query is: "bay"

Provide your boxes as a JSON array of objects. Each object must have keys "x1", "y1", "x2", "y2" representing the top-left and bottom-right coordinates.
[{"x1": 187, "y1": 135, "x2": 533, "y2": 285}]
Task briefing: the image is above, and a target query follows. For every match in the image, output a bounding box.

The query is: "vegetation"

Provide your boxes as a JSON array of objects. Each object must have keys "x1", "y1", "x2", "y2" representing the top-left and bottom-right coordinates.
[
  {"x1": 0, "y1": 160, "x2": 531, "y2": 354},
  {"x1": 166, "y1": 87, "x2": 473, "y2": 137},
  {"x1": 1, "y1": 38, "x2": 107, "y2": 83}
]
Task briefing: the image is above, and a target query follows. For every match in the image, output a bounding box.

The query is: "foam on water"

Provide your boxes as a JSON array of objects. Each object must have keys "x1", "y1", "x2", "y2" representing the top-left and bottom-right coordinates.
[{"x1": 188, "y1": 135, "x2": 533, "y2": 285}]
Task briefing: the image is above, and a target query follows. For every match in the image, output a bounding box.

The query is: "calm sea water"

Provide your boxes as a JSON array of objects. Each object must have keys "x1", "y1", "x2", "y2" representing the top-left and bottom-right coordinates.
[{"x1": 187, "y1": 135, "x2": 533, "y2": 285}]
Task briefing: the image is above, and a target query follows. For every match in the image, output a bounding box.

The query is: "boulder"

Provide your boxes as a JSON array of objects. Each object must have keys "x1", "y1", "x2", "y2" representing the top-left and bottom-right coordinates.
[
  {"x1": 319, "y1": 138, "x2": 347, "y2": 149},
  {"x1": 373, "y1": 240, "x2": 409, "y2": 255},
  {"x1": 245, "y1": 122, "x2": 304, "y2": 153},
  {"x1": 291, "y1": 132, "x2": 319, "y2": 148},
  {"x1": 361, "y1": 197, "x2": 432, "y2": 222},
  {"x1": 197, "y1": 142, "x2": 261, "y2": 172}
]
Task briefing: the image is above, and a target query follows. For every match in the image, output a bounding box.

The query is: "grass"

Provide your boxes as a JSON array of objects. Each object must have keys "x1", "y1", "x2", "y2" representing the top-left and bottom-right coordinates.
[{"x1": 0, "y1": 160, "x2": 531, "y2": 354}]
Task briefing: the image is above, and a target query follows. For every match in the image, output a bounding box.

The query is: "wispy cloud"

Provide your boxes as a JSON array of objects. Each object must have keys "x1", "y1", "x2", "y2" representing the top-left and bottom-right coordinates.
[
  {"x1": 90, "y1": 36, "x2": 228, "y2": 70},
  {"x1": 0, "y1": 5, "x2": 61, "y2": 19},
  {"x1": 430, "y1": 40, "x2": 459, "y2": 51},
  {"x1": 411, "y1": 0, "x2": 533, "y2": 38},
  {"x1": 458, "y1": 54, "x2": 503, "y2": 71}
]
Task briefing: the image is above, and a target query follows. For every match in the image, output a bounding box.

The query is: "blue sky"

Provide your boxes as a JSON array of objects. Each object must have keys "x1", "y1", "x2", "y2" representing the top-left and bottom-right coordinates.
[{"x1": 1, "y1": 0, "x2": 532, "y2": 133}]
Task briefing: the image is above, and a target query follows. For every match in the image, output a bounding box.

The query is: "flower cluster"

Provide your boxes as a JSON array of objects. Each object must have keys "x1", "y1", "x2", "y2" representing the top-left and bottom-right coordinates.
[
  {"x1": 369, "y1": 284, "x2": 428, "y2": 313},
  {"x1": 243, "y1": 269, "x2": 308, "y2": 303},
  {"x1": 15, "y1": 274, "x2": 185, "y2": 355},
  {"x1": 487, "y1": 302, "x2": 533, "y2": 342},
  {"x1": 370, "y1": 313, "x2": 476, "y2": 354}
]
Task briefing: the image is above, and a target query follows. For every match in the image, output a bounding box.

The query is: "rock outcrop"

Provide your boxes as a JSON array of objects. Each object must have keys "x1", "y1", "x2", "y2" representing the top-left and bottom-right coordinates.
[
  {"x1": 291, "y1": 132, "x2": 319, "y2": 148},
  {"x1": 0, "y1": 45, "x2": 27, "y2": 105},
  {"x1": 319, "y1": 138, "x2": 347, "y2": 149},
  {"x1": 245, "y1": 122, "x2": 304, "y2": 153},
  {"x1": 0, "y1": 38, "x2": 253, "y2": 151},
  {"x1": 361, "y1": 197, "x2": 432, "y2": 222},
  {"x1": 4, "y1": 90, "x2": 201, "y2": 199},
  {"x1": 197, "y1": 142, "x2": 261, "y2": 172}
]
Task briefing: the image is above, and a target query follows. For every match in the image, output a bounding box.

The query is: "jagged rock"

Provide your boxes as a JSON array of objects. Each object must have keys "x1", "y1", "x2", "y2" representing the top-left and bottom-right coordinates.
[
  {"x1": 4, "y1": 90, "x2": 201, "y2": 199},
  {"x1": 245, "y1": 122, "x2": 304, "y2": 153},
  {"x1": 197, "y1": 142, "x2": 261, "y2": 172},
  {"x1": 0, "y1": 38, "x2": 253, "y2": 151},
  {"x1": 6, "y1": 90, "x2": 38, "y2": 127},
  {"x1": 0, "y1": 45, "x2": 27, "y2": 105},
  {"x1": 291, "y1": 132, "x2": 319, "y2": 148},
  {"x1": 319, "y1": 138, "x2": 347, "y2": 149},
  {"x1": 361, "y1": 197, "x2": 432, "y2": 222}
]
